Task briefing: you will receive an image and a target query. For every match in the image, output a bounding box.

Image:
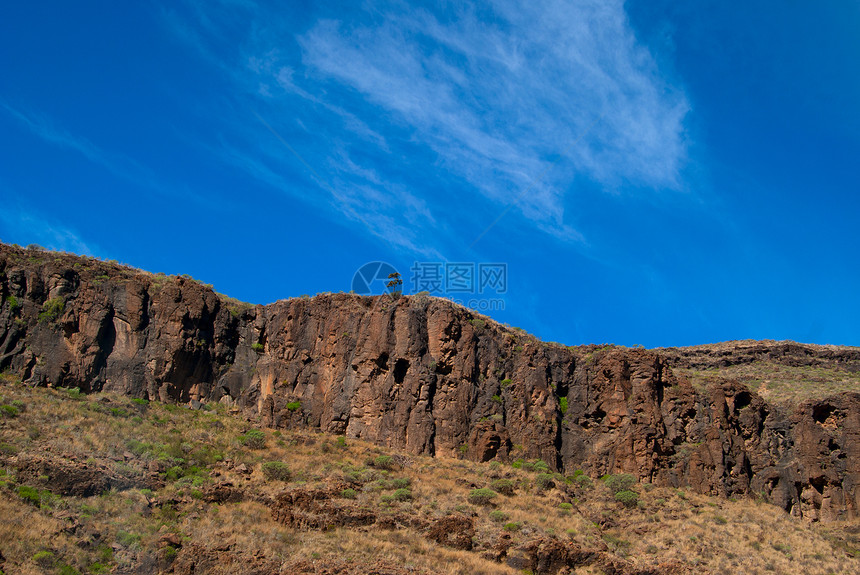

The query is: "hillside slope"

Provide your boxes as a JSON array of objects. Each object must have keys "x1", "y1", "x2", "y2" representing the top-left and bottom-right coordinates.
[
  {"x1": 1, "y1": 378, "x2": 859, "y2": 575},
  {"x1": 1, "y1": 243, "x2": 858, "y2": 522}
]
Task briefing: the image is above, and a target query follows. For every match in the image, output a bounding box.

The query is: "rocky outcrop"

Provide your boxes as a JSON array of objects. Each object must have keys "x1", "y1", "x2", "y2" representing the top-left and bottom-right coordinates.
[
  {"x1": 10, "y1": 454, "x2": 162, "y2": 496},
  {"x1": 509, "y1": 537, "x2": 696, "y2": 575},
  {"x1": 1, "y1": 243, "x2": 858, "y2": 521},
  {"x1": 655, "y1": 339, "x2": 860, "y2": 371}
]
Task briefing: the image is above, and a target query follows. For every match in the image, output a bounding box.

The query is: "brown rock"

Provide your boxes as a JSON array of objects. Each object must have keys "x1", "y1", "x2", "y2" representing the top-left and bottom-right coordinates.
[
  {"x1": 270, "y1": 484, "x2": 377, "y2": 530},
  {"x1": 425, "y1": 514, "x2": 474, "y2": 550},
  {"x1": 158, "y1": 533, "x2": 182, "y2": 548},
  {"x1": 10, "y1": 454, "x2": 146, "y2": 496}
]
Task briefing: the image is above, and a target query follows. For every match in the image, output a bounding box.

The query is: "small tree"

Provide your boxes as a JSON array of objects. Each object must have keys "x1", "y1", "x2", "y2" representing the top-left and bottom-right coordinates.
[{"x1": 386, "y1": 272, "x2": 402, "y2": 298}]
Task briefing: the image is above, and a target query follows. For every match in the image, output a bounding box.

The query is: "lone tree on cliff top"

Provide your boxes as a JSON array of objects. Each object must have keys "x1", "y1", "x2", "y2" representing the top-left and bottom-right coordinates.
[{"x1": 386, "y1": 272, "x2": 403, "y2": 298}]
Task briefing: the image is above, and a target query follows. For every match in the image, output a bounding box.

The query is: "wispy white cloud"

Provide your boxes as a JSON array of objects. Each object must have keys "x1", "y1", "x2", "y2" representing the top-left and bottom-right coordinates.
[
  {"x1": 162, "y1": 0, "x2": 689, "y2": 252},
  {"x1": 296, "y1": 1, "x2": 689, "y2": 227},
  {"x1": 213, "y1": 126, "x2": 444, "y2": 257}
]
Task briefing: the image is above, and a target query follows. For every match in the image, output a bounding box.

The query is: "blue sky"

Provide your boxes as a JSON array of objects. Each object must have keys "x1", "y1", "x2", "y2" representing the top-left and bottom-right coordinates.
[{"x1": 1, "y1": 1, "x2": 858, "y2": 347}]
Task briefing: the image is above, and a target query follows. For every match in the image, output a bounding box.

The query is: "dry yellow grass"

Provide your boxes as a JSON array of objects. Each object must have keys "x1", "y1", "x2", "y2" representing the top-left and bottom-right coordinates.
[
  {"x1": 674, "y1": 362, "x2": 860, "y2": 405},
  {"x1": 0, "y1": 373, "x2": 858, "y2": 574}
]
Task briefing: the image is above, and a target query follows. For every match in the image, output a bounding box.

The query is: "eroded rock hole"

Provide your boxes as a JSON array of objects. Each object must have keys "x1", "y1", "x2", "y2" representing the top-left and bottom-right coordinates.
[
  {"x1": 393, "y1": 358, "x2": 409, "y2": 384},
  {"x1": 375, "y1": 352, "x2": 389, "y2": 371},
  {"x1": 812, "y1": 404, "x2": 835, "y2": 424}
]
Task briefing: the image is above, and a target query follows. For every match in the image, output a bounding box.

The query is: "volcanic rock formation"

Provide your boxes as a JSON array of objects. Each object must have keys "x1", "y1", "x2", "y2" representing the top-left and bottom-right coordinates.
[{"x1": 1, "y1": 243, "x2": 857, "y2": 521}]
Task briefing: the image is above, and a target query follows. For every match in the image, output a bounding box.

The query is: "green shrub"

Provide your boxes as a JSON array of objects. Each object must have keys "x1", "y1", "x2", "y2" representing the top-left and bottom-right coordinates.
[
  {"x1": 340, "y1": 488, "x2": 357, "y2": 499},
  {"x1": 491, "y1": 394, "x2": 502, "y2": 404},
  {"x1": 261, "y1": 461, "x2": 291, "y2": 481},
  {"x1": 0, "y1": 404, "x2": 19, "y2": 417},
  {"x1": 503, "y1": 521, "x2": 521, "y2": 532},
  {"x1": 615, "y1": 489, "x2": 639, "y2": 508},
  {"x1": 38, "y1": 296, "x2": 65, "y2": 323},
  {"x1": 603, "y1": 532, "x2": 631, "y2": 551},
  {"x1": 559, "y1": 502, "x2": 573, "y2": 511},
  {"x1": 604, "y1": 473, "x2": 636, "y2": 494},
  {"x1": 131, "y1": 398, "x2": 149, "y2": 405},
  {"x1": 511, "y1": 459, "x2": 524, "y2": 469},
  {"x1": 559, "y1": 396, "x2": 568, "y2": 414},
  {"x1": 490, "y1": 479, "x2": 516, "y2": 496},
  {"x1": 535, "y1": 473, "x2": 555, "y2": 490},
  {"x1": 336, "y1": 436, "x2": 348, "y2": 449},
  {"x1": 66, "y1": 387, "x2": 83, "y2": 399},
  {"x1": 58, "y1": 563, "x2": 81, "y2": 575},
  {"x1": 18, "y1": 485, "x2": 54, "y2": 507},
  {"x1": 240, "y1": 429, "x2": 266, "y2": 449},
  {"x1": 468, "y1": 488, "x2": 498, "y2": 506},
  {"x1": 286, "y1": 401, "x2": 301, "y2": 412},
  {"x1": 117, "y1": 531, "x2": 142, "y2": 548},
  {"x1": 97, "y1": 544, "x2": 113, "y2": 563},
  {"x1": 32, "y1": 550, "x2": 55, "y2": 568},
  {"x1": 18, "y1": 485, "x2": 40, "y2": 504},
  {"x1": 575, "y1": 474, "x2": 593, "y2": 489},
  {"x1": 391, "y1": 477, "x2": 411, "y2": 489},
  {"x1": 164, "y1": 466, "x2": 184, "y2": 481},
  {"x1": 533, "y1": 460, "x2": 550, "y2": 473},
  {"x1": 392, "y1": 488, "x2": 413, "y2": 501},
  {"x1": 372, "y1": 455, "x2": 394, "y2": 470},
  {"x1": 500, "y1": 378, "x2": 512, "y2": 387},
  {"x1": 489, "y1": 510, "x2": 509, "y2": 523},
  {"x1": 4, "y1": 295, "x2": 21, "y2": 311},
  {"x1": 251, "y1": 342, "x2": 264, "y2": 353}
]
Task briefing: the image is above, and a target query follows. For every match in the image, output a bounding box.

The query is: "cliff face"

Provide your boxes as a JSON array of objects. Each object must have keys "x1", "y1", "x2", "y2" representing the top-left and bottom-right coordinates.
[{"x1": 1, "y1": 243, "x2": 858, "y2": 521}]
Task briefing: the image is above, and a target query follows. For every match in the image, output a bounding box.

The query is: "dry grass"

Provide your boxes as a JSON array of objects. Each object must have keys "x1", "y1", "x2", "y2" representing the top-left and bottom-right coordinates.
[
  {"x1": 675, "y1": 362, "x2": 860, "y2": 405},
  {"x1": 1, "y1": 373, "x2": 858, "y2": 574}
]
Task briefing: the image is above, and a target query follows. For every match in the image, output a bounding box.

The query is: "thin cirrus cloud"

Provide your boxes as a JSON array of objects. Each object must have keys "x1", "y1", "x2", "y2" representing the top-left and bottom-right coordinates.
[
  {"x1": 168, "y1": 0, "x2": 689, "y2": 252},
  {"x1": 292, "y1": 1, "x2": 690, "y2": 232}
]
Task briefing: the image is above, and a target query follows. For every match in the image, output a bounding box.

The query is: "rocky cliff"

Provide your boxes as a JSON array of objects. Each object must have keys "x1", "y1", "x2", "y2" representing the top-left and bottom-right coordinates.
[{"x1": 1, "y1": 243, "x2": 858, "y2": 521}]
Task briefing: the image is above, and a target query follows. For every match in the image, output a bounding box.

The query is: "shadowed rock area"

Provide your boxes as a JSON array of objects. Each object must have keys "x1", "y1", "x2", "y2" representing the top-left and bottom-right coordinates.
[{"x1": 1, "y1": 243, "x2": 858, "y2": 521}]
